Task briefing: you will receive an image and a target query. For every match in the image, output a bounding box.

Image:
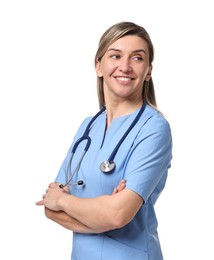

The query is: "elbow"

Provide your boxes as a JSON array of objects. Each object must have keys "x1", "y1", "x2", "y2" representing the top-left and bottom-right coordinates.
[
  {"x1": 108, "y1": 211, "x2": 131, "y2": 230},
  {"x1": 92, "y1": 211, "x2": 129, "y2": 233}
]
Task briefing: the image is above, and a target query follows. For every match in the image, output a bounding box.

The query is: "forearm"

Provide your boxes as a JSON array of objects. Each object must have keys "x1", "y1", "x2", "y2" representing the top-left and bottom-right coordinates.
[
  {"x1": 57, "y1": 189, "x2": 142, "y2": 233},
  {"x1": 60, "y1": 195, "x2": 116, "y2": 233},
  {"x1": 44, "y1": 207, "x2": 97, "y2": 233},
  {"x1": 36, "y1": 179, "x2": 130, "y2": 233}
]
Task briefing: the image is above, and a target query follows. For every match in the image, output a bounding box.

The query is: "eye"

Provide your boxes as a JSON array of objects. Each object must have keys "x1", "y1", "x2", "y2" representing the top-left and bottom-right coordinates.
[
  {"x1": 110, "y1": 54, "x2": 120, "y2": 59},
  {"x1": 132, "y1": 55, "x2": 143, "y2": 61}
]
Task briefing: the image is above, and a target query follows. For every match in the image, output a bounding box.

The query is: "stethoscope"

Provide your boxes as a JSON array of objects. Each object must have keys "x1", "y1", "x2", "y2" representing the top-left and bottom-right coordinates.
[{"x1": 59, "y1": 102, "x2": 146, "y2": 189}]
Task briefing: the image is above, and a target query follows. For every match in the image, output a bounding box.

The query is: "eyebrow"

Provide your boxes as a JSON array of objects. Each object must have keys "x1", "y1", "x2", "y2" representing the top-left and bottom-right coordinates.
[{"x1": 107, "y1": 48, "x2": 147, "y2": 54}]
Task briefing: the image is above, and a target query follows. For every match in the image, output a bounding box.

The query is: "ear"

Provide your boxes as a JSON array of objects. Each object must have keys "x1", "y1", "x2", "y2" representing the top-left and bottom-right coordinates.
[
  {"x1": 95, "y1": 59, "x2": 103, "y2": 77},
  {"x1": 145, "y1": 65, "x2": 153, "y2": 81}
]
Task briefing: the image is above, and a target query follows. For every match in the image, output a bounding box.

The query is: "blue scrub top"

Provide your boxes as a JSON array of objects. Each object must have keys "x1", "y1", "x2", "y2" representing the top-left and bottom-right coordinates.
[{"x1": 55, "y1": 105, "x2": 172, "y2": 260}]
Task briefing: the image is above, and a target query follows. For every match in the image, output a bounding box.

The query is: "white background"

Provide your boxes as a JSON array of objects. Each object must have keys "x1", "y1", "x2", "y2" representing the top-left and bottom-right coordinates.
[{"x1": 0, "y1": 0, "x2": 213, "y2": 259}]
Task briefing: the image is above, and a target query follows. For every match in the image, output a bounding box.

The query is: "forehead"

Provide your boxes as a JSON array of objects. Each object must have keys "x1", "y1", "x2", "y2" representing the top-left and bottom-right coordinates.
[{"x1": 107, "y1": 35, "x2": 149, "y2": 53}]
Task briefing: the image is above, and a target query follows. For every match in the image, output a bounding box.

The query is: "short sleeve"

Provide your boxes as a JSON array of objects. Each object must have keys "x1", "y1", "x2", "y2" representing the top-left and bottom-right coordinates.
[{"x1": 125, "y1": 114, "x2": 172, "y2": 203}]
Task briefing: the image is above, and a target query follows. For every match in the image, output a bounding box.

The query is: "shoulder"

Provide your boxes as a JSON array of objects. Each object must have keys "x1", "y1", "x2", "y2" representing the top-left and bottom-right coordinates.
[
  {"x1": 143, "y1": 105, "x2": 171, "y2": 132},
  {"x1": 79, "y1": 116, "x2": 93, "y2": 128},
  {"x1": 136, "y1": 105, "x2": 172, "y2": 146},
  {"x1": 73, "y1": 116, "x2": 93, "y2": 138}
]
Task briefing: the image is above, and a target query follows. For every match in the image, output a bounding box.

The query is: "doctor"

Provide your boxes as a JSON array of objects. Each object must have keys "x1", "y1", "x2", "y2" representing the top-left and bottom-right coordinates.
[{"x1": 36, "y1": 21, "x2": 172, "y2": 260}]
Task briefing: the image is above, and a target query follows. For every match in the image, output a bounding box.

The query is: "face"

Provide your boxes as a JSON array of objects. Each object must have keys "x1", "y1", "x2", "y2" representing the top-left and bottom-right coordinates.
[{"x1": 96, "y1": 35, "x2": 152, "y2": 103}]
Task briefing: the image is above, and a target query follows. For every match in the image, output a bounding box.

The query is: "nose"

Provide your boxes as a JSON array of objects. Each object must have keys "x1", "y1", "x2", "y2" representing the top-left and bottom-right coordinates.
[{"x1": 119, "y1": 58, "x2": 132, "y2": 73}]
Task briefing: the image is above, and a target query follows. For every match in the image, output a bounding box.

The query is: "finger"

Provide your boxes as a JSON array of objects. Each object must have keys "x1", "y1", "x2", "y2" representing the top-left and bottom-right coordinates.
[
  {"x1": 117, "y1": 183, "x2": 125, "y2": 192},
  {"x1": 115, "y1": 179, "x2": 126, "y2": 192},
  {"x1": 112, "y1": 187, "x2": 118, "y2": 195},
  {"x1": 49, "y1": 182, "x2": 59, "y2": 188},
  {"x1": 119, "y1": 181, "x2": 126, "y2": 187},
  {"x1": 120, "y1": 179, "x2": 126, "y2": 185},
  {"x1": 35, "y1": 200, "x2": 44, "y2": 206},
  {"x1": 63, "y1": 186, "x2": 69, "y2": 193}
]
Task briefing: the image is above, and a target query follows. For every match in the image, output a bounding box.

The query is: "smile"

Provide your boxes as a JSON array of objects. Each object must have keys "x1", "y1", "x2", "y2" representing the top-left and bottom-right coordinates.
[{"x1": 115, "y1": 77, "x2": 133, "y2": 81}]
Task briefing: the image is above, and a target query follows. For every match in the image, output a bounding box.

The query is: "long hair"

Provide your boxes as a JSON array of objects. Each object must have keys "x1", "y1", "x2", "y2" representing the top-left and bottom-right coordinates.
[{"x1": 94, "y1": 21, "x2": 157, "y2": 110}]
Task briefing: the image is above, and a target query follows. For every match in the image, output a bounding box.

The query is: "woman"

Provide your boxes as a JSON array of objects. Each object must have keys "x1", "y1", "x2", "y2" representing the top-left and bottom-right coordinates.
[{"x1": 36, "y1": 21, "x2": 173, "y2": 260}]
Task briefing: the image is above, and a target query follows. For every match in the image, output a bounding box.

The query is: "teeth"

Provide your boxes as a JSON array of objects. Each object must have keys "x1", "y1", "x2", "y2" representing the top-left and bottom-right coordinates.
[{"x1": 117, "y1": 77, "x2": 131, "y2": 81}]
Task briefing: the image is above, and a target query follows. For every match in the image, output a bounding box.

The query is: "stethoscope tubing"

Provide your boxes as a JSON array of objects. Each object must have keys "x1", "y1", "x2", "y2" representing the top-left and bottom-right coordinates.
[
  {"x1": 60, "y1": 103, "x2": 147, "y2": 187},
  {"x1": 107, "y1": 102, "x2": 146, "y2": 163},
  {"x1": 61, "y1": 107, "x2": 106, "y2": 188},
  {"x1": 71, "y1": 106, "x2": 106, "y2": 154}
]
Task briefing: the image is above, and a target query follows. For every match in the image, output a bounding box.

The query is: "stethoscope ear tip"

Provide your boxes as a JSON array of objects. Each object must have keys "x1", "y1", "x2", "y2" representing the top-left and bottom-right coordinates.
[
  {"x1": 59, "y1": 180, "x2": 84, "y2": 188},
  {"x1": 77, "y1": 180, "x2": 84, "y2": 185}
]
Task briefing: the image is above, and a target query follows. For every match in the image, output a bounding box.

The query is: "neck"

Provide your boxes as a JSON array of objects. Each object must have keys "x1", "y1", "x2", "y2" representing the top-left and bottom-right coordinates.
[{"x1": 105, "y1": 99, "x2": 143, "y2": 128}]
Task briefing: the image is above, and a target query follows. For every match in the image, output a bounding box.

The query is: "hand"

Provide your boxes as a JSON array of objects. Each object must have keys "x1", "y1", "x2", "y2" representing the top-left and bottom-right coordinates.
[
  {"x1": 112, "y1": 179, "x2": 126, "y2": 194},
  {"x1": 35, "y1": 182, "x2": 69, "y2": 211}
]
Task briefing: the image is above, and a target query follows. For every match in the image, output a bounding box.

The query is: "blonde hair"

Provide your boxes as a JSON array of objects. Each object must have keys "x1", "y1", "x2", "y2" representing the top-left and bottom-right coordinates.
[{"x1": 95, "y1": 21, "x2": 157, "y2": 110}]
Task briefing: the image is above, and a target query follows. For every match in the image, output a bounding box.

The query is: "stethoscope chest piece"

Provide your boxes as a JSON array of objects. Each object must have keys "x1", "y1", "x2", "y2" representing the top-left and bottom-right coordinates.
[{"x1": 100, "y1": 160, "x2": 115, "y2": 173}]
